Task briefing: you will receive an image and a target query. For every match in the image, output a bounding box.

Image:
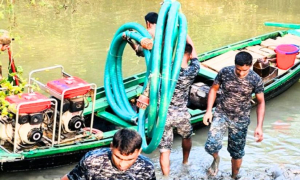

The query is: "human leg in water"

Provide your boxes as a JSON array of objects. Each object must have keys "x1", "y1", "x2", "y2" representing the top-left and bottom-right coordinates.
[
  {"x1": 208, "y1": 152, "x2": 220, "y2": 176},
  {"x1": 182, "y1": 137, "x2": 192, "y2": 164},
  {"x1": 231, "y1": 158, "x2": 242, "y2": 179},
  {"x1": 228, "y1": 118, "x2": 249, "y2": 179},
  {"x1": 205, "y1": 113, "x2": 228, "y2": 176},
  {"x1": 160, "y1": 150, "x2": 171, "y2": 176}
]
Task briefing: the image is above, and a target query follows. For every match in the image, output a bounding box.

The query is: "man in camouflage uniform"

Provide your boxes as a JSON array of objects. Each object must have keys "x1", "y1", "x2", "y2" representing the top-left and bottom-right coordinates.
[
  {"x1": 158, "y1": 36, "x2": 200, "y2": 176},
  {"x1": 203, "y1": 51, "x2": 265, "y2": 179},
  {"x1": 61, "y1": 129, "x2": 156, "y2": 180}
]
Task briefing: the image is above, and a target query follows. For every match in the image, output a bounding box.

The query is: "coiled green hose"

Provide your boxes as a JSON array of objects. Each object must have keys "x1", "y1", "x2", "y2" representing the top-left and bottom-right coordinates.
[
  {"x1": 104, "y1": 23, "x2": 151, "y2": 123},
  {"x1": 104, "y1": 0, "x2": 187, "y2": 153}
]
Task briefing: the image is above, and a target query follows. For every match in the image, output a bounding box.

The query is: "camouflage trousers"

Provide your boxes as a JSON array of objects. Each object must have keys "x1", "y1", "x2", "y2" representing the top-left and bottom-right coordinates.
[
  {"x1": 204, "y1": 112, "x2": 250, "y2": 159},
  {"x1": 159, "y1": 110, "x2": 192, "y2": 151}
]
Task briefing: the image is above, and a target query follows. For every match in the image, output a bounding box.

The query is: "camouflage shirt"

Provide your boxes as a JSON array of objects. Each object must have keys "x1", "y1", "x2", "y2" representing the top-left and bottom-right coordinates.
[
  {"x1": 168, "y1": 58, "x2": 200, "y2": 112},
  {"x1": 67, "y1": 148, "x2": 156, "y2": 180},
  {"x1": 214, "y1": 66, "x2": 264, "y2": 118}
]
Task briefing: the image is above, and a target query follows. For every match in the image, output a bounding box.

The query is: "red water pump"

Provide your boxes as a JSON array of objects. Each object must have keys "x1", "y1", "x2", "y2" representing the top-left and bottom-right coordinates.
[
  {"x1": 0, "y1": 92, "x2": 52, "y2": 149},
  {"x1": 46, "y1": 76, "x2": 90, "y2": 134},
  {"x1": 27, "y1": 65, "x2": 97, "y2": 144}
]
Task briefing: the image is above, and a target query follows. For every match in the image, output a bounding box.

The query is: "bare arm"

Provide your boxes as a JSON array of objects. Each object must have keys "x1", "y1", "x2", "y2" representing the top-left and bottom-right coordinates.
[
  {"x1": 122, "y1": 33, "x2": 139, "y2": 52},
  {"x1": 126, "y1": 38, "x2": 138, "y2": 51},
  {"x1": 61, "y1": 175, "x2": 69, "y2": 180},
  {"x1": 203, "y1": 83, "x2": 220, "y2": 125},
  {"x1": 254, "y1": 92, "x2": 265, "y2": 142},
  {"x1": 186, "y1": 34, "x2": 197, "y2": 58}
]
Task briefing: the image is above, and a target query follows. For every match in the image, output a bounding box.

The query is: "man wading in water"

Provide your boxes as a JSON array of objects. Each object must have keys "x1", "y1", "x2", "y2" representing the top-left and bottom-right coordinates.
[{"x1": 203, "y1": 51, "x2": 265, "y2": 179}]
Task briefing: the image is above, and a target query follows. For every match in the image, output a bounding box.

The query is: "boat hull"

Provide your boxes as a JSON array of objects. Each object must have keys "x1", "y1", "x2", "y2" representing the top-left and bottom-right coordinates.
[
  {"x1": 2, "y1": 29, "x2": 300, "y2": 172},
  {"x1": 1, "y1": 148, "x2": 92, "y2": 172}
]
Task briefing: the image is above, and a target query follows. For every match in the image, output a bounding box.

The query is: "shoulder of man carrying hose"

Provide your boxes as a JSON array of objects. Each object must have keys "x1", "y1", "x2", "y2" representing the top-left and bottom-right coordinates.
[{"x1": 136, "y1": 35, "x2": 200, "y2": 110}]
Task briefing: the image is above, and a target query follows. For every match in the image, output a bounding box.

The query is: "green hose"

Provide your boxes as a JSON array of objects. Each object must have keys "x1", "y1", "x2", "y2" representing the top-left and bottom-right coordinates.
[
  {"x1": 139, "y1": 1, "x2": 187, "y2": 153},
  {"x1": 104, "y1": 23, "x2": 151, "y2": 123},
  {"x1": 104, "y1": 0, "x2": 187, "y2": 153}
]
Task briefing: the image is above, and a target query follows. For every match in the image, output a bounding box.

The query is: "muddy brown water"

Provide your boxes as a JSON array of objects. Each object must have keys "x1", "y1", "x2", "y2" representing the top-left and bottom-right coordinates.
[{"x1": 0, "y1": 0, "x2": 300, "y2": 179}]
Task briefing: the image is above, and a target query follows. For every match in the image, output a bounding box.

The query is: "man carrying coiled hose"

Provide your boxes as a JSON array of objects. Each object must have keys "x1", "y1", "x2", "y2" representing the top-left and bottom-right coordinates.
[
  {"x1": 157, "y1": 37, "x2": 200, "y2": 176},
  {"x1": 136, "y1": 34, "x2": 199, "y2": 175}
]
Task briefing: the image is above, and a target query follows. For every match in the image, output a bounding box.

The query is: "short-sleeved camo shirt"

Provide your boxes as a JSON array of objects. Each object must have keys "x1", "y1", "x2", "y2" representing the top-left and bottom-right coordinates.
[
  {"x1": 168, "y1": 58, "x2": 201, "y2": 112},
  {"x1": 67, "y1": 148, "x2": 156, "y2": 180},
  {"x1": 158, "y1": 58, "x2": 200, "y2": 150},
  {"x1": 214, "y1": 66, "x2": 264, "y2": 118}
]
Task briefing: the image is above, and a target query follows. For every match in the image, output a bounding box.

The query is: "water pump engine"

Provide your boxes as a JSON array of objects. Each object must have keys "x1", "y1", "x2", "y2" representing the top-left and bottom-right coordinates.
[
  {"x1": 46, "y1": 76, "x2": 90, "y2": 134},
  {"x1": 0, "y1": 92, "x2": 51, "y2": 147}
]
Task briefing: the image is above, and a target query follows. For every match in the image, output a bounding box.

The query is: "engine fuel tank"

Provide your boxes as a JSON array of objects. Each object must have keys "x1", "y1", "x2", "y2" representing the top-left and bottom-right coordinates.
[
  {"x1": 5, "y1": 92, "x2": 51, "y2": 114},
  {"x1": 46, "y1": 77, "x2": 90, "y2": 98}
]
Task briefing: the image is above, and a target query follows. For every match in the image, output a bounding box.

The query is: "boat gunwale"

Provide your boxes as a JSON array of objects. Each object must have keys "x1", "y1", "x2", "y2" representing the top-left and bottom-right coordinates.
[{"x1": 1, "y1": 29, "x2": 300, "y2": 166}]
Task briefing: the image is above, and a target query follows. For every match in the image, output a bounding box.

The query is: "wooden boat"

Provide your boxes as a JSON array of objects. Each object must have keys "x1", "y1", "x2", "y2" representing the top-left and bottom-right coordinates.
[{"x1": 1, "y1": 29, "x2": 300, "y2": 172}]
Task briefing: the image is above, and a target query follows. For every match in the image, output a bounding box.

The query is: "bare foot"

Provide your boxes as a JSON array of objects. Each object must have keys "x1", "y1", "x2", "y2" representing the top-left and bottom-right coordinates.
[
  {"x1": 231, "y1": 173, "x2": 241, "y2": 179},
  {"x1": 208, "y1": 156, "x2": 220, "y2": 176},
  {"x1": 183, "y1": 161, "x2": 192, "y2": 165}
]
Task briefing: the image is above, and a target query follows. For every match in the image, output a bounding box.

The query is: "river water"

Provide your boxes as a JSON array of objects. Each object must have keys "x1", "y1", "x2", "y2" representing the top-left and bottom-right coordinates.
[{"x1": 0, "y1": 0, "x2": 300, "y2": 179}]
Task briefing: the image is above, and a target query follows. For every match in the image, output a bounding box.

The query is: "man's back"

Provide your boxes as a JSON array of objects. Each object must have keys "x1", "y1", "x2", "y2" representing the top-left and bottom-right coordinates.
[{"x1": 169, "y1": 58, "x2": 200, "y2": 111}]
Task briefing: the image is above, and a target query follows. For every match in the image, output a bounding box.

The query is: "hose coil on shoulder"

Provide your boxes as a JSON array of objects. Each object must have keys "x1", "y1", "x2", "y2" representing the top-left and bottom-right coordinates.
[{"x1": 104, "y1": 0, "x2": 187, "y2": 153}]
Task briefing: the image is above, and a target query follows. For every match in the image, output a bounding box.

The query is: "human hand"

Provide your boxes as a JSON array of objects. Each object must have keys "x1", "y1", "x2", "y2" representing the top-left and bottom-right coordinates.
[
  {"x1": 254, "y1": 127, "x2": 263, "y2": 142},
  {"x1": 203, "y1": 111, "x2": 213, "y2": 126},
  {"x1": 140, "y1": 38, "x2": 153, "y2": 50},
  {"x1": 122, "y1": 33, "x2": 127, "y2": 40},
  {"x1": 136, "y1": 94, "x2": 149, "y2": 110},
  {"x1": 257, "y1": 57, "x2": 268, "y2": 63}
]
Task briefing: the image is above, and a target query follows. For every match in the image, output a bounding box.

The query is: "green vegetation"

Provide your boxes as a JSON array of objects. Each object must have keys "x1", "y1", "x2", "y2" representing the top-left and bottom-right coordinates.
[{"x1": 0, "y1": 69, "x2": 26, "y2": 117}]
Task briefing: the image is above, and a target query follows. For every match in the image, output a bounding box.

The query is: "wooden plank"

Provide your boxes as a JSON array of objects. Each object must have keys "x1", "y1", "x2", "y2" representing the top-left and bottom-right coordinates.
[
  {"x1": 200, "y1": 63, "x2": 219, "y2": 72},
  {"x1": 261, "y1": 39, "x2": 282, "y2": 50},
  {"x1": 243, "y1": 50, "x2": 265, "y2": 60},
  {"x1": 202, "y1": 50, "x2": 238, "y2": 67},
  {"x1": 281, "y1": 35, "x2": 300, "y2": 44},
  {"x1": 246, "y1": 45, "x2": 276, "y2": 58},
  {"x1": 211, "y1": 56, "x2": 235, "y2": 71},
  {"x1": 202, "y1": 50, "x2": 239, "y2": 71},
  {"x1": 275, "y1": 36, "x2": 300, "y2": 46},
  {"x1": 285, "y1": 34, "x2": 300, "y2": 42}
]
